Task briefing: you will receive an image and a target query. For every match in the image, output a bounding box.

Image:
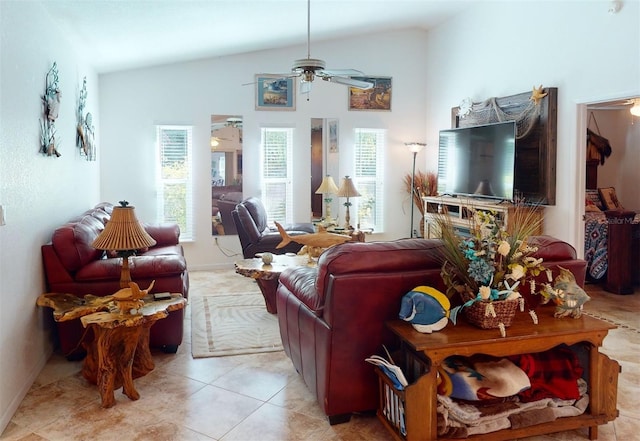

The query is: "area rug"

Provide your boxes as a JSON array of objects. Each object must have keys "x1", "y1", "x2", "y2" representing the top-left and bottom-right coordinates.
[{"x1": 191, "y1": 292, "x2": 283, "y2": 358}]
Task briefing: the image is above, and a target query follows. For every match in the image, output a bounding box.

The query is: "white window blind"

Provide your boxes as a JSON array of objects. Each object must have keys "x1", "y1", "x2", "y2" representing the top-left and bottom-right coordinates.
[
  {"x1": 156, "y1": 125, "x2": 193, "y2": 241},
  {"x1": 261, "y1": 127, "x2": 294, "y2": 225},
  {"x1": 353, "y1": 128, "x2": 385, "y2": 232}
]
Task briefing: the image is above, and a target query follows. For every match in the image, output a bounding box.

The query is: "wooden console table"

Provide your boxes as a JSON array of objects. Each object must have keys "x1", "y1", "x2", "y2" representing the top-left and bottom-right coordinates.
[
  {"x1": 380, "y1": 309, "x2": 619, "y2": 441},
  {"x1": 37, "y1": 293, "x2": 185, "y2": 408},
  {"x1": 422, "y1": 196, "x2": 544, "y2": 239}
]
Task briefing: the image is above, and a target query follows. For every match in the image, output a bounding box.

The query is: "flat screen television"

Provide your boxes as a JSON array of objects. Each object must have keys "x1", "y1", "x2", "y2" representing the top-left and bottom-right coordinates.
[{"x1": 437, "y1": 121, "x2": 517, "y2": 201}]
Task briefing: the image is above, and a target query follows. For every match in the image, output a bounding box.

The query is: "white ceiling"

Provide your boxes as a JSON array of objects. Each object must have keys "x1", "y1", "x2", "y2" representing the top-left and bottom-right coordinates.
[{"x1": 40, "y1": 0, "x2": 471, "y2": 74}]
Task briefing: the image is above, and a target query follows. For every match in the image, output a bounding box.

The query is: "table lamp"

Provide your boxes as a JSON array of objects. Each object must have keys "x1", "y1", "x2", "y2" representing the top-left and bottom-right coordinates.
[
  {"x1": 92, "y1": 200, "x2": 157, "y2": 288},
  {"x1": 337, "y1": 176, "x2": 361, "y2": 230},
  {"x1": 315, "y1": 175, "x2": 339, "y2": 222}
]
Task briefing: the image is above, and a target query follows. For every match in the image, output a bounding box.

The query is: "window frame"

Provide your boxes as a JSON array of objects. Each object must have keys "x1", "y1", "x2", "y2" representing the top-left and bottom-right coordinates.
[
  {"x1": 156, "y1": 125, "x2": 194, "y2": 241},
  {"x1": 352, "y1": 128, "x2": 385, "y2": 232},
  {"x1": 260, "y1": 127, "x2": 294, "y2": 225}
]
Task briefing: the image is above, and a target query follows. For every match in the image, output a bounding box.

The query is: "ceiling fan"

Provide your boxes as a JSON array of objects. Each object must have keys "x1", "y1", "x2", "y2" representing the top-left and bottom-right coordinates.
[{"x1": 277, "y1": 0, "x2": 373, "y2": 95}]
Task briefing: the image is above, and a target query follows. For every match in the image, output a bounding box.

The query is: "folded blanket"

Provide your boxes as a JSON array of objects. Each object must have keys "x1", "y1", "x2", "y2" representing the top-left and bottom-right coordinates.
[
  {"x1": 437, "y1": 380, "x2": 589, "y2": 438},
  {"x1": 438, "y1": 355, "x2": 531, "y2": 401}
]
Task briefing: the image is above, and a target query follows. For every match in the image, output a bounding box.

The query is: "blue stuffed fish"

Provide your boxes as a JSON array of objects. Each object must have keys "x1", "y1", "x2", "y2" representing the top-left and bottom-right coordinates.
[{"x1": 399, "y1": 286, "x2": 450, "y2": 333}]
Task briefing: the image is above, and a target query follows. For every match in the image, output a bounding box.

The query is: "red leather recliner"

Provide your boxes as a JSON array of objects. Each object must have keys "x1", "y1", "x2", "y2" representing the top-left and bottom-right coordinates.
[
  {"x1": 275, "y1": 236, "x2": 587, "y2": 424},
  {"x1": 231, "y1": 197, "x2": 315, "y2": 258}
]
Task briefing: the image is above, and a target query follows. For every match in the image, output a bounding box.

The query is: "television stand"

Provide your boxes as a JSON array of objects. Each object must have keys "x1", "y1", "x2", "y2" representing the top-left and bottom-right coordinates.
[{"x1": 421, "y1": 196, "x2": 544, "y2": 238}]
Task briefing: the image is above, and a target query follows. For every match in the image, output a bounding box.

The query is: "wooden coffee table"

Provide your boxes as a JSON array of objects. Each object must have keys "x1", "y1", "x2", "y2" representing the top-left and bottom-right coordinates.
[
  {"x1": 235, "y1": 254, "x2": 314, "y2": 314},
  {"x1": 37, "y1": 292, "x2": 185, "y2": 407},
  {"x1": 379, "y1": 310, "x2": 620, "y2": 441}
]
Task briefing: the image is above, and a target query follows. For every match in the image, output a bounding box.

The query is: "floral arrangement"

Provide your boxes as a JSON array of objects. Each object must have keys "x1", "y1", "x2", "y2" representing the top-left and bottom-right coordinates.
[{"x1": 437, "y1": 202, "x2": 549, "y2": 329}]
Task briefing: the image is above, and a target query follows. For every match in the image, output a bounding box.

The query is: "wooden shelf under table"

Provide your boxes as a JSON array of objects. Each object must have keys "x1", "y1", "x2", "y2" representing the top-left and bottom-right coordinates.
[{"x1": 382, "y1": 309, "x2": 620, "y2": 441}]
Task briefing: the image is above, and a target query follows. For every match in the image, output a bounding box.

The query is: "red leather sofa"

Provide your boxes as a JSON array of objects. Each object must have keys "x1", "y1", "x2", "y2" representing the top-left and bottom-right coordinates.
[
  {"x1": 41, "y1": 202, "x2": 189, "y2": 358},
  {"x1": 275, "y1": 236, "x2": 587, "y2": 424}
]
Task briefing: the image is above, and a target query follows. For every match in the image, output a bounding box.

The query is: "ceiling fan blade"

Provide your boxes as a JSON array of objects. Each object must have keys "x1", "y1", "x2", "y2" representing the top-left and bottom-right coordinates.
[
  {"x1": 326, "y1": 76, "x2": 373, "y2": 90},
  {"x1": 300, "y1": 80, "x2": 313, "y2": 95},
  {"x1": 321, "y1": 69, "x2": 365, "y2": 76}
]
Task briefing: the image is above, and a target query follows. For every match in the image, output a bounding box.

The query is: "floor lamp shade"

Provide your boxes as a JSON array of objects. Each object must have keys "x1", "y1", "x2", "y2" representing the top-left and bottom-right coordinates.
[{"x1": 92, "y1": 202, "x2": 157, "y2": 288}]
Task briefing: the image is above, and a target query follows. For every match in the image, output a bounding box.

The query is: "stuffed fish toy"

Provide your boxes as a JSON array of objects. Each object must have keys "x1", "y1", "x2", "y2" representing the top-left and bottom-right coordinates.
[{"x1": 399, "y1": 286, "x2": 450, "y2": 333}]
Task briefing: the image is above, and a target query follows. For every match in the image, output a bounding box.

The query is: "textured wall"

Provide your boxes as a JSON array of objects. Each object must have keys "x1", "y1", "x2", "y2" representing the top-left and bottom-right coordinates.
[{"x1": 0, "y1": 1, "x2": 99, "y2": 432}]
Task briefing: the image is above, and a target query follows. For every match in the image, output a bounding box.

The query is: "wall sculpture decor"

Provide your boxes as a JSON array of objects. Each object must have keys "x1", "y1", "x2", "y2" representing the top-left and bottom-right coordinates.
[
  {"x1": 40, "y1": 62, "x2": 61, "y2": 157},
  {"x1": 76, "y1": 77, "x2": 96, "y2": 160},
  {"x1": 451, "y1": 86, "x2": 558, "y2": 205}
]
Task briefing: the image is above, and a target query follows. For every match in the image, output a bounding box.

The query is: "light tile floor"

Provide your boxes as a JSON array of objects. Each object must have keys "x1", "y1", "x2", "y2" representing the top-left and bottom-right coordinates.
[{"x1": 2, "y1": 273, "x2": 639, "y2": 441}]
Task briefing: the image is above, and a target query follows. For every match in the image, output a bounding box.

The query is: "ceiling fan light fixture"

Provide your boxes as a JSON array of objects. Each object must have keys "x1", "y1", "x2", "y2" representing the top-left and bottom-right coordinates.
[
  {"x1": 630, "y1": 98, "x2": 640, "y2": 117},
  {"x1": 292, "y1": 58, "x2": 326, "y2": 71}
]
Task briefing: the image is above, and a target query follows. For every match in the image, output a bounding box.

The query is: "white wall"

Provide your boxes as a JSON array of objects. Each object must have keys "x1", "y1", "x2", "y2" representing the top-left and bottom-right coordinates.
[
  {"x1": 0, "y1": 1, "x2": 100, "y2": 432},
  {"x1": 424, "y1": 0, "x2": 639, "y2": 251},
  {"x1": 99, "y1": 29, "x2": 430, "y2": 270}
]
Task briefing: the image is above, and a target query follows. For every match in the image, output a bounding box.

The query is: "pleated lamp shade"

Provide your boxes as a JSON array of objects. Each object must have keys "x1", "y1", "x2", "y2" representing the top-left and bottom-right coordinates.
[{"x1": 92, "y1": 205, "x2": 157, "y2": 251}]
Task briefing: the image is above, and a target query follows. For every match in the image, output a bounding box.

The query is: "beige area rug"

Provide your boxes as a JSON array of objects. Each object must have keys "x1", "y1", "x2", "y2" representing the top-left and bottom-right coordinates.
[{"x1": 190, "y1": 270, "x2": 283, "y2": 358}]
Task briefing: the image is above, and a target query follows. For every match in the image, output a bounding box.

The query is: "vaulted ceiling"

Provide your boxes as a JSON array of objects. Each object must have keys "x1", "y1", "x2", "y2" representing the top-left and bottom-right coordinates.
[{"x1": 40, "y1": 0, "x2": 470, "y2": 73}]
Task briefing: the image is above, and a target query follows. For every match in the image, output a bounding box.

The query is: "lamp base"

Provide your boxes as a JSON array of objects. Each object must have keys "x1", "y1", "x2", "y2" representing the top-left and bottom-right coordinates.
[{"x1": 119, "y1": 253, "x2": 134, "y2": 289}]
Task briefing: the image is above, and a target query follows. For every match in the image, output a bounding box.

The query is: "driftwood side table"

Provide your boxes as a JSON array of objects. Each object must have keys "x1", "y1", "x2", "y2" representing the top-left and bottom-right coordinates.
[{"x1": 37, "y1": 293, "x2": 186, "y2": 408}]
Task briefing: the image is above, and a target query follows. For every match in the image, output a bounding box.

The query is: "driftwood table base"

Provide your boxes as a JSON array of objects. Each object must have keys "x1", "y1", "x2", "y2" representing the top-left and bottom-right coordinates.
[
  {"x1": 81, "y1": 321, "x2": 155, "y2": 408},
  {"x1": 37, "y1": 292, "x2": 186, "y2": 408}
]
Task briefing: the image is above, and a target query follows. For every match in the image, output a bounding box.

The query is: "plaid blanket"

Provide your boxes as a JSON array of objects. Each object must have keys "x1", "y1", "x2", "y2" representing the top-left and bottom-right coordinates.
[{"x1": 509, "y1": 346, "x2": 583, "y2": 402}]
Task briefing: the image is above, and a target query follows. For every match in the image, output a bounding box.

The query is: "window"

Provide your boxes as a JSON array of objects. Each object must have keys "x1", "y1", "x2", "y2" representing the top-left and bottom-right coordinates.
[
  {"x1": 260, "y1": 127, "x2": 294, "y2": 225},
  {"x1": 156, "y1": 125, "x2": 193, "y2": 241},
  {"x1": 353, "y1": 128, "x2": 385, "y2": 231}
]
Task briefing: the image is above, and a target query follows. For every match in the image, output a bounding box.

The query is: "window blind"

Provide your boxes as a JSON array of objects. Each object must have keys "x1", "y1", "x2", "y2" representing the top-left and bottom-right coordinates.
[
  {"x1": 354, "y1": 128, "x2": 385, "y2": 231},
  {"x1": 156, "y1": 125, "x2": 193, "y2": 241},
  {"x1": 261, "y1": 127, "x2": 293, "y2": 224}
]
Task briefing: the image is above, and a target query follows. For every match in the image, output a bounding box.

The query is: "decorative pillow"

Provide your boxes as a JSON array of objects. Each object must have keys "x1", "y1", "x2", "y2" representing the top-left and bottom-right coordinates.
[
  {"x1": 585, "y1": 189, "x2": 604, "y2": 210},
  {"x1": 598, "y1": 187, "x2": 624, "y2": 210},
  {"x1": 585, "y1": 198, "x2": 601, "y2": 212}
]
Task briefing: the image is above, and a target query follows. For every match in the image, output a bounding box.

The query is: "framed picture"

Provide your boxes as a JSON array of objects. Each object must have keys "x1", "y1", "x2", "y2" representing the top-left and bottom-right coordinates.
[
  {"x1": 255, "y1": 74, "x2": 295, "y2": 111},
  {"x1": 328, "y1": 119, "x2": 338, "y2": 153},
  {"x1": 348, "y1": 76, "x2": 392, "y2": 111},
  {"x1": 598, "y1": 187, "x2": 623, "y2": 210}
]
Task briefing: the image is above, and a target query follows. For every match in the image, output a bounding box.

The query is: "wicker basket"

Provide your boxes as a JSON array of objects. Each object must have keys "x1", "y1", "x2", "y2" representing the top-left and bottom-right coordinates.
[{"x1": 464, "y1": 299, "x2": 519, "y2": 329}]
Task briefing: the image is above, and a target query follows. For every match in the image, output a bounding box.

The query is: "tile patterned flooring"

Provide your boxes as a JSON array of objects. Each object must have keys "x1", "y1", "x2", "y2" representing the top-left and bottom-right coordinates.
[{"x1": 2, "y1": 272, "x2": 639, "y2": 441}]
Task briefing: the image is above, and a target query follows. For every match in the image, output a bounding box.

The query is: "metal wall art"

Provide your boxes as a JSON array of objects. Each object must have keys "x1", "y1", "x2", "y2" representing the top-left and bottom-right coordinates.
[
  {"x1": 76, "y1": 77, "x2": 96, "y2": 160},
  {"x1": 40, "y1": 62, "x2": 61, "y2": 157}
]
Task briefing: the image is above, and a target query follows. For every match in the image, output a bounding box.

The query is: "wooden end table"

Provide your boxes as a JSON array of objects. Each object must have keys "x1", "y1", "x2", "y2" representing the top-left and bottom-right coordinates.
[
  {"x1": 37, "y1": 293, "x2": 186, "y2": 408},
  {"x1": 235, "y1": 254, "x2": 314, "y2": 314},
  {"x1": 380, "y1": 309, "x2": 620, "y2": 441}
]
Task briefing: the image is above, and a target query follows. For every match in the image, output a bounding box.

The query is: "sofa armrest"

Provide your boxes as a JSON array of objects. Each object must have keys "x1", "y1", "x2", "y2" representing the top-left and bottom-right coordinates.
[
  {"x1": 41, "y1": 244, "x2": 74, "y2": 286},
  {"x1": 279, "y1": 266, "x2": 323, "y2": 314},
  {"x1": 143, "y1": 223, "x2": 180, "y2": 247}
]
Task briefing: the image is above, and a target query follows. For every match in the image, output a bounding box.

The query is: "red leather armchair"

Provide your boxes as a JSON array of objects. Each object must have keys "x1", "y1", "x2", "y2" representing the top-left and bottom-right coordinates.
[
  {"x1": 275, "y1": 236, "x2": 587, "y2": 424},
  {"x1": 232, "y1": 197, "x2": 315, "y2": 258},
  {"x1": 41, "y1": 203, "x2": 189, "y2": 358}
]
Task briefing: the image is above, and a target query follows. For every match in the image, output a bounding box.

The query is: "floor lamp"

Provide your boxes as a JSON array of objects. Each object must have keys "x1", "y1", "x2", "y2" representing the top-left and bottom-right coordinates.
[{"x1": 405, "y1": 142, "x2": 425, "y2": 238}]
